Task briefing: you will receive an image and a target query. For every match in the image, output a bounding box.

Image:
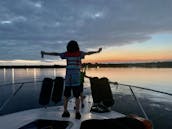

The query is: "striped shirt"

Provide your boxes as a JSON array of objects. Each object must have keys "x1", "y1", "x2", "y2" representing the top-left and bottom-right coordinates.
[{"x1": 60, "y1": 51, "x2": 85, "y2": 86}]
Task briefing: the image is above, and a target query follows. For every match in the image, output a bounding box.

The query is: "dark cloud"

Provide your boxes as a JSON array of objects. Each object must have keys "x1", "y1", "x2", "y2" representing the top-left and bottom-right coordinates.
[{"x1": 0, "y1": 0, "x2": 172, "y2": 60}]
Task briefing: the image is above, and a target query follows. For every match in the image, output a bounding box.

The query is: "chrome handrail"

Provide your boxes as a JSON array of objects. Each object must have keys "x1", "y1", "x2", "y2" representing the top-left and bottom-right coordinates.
[
  {"x1": 110, "y1": 81, "x2": 172, "y2": 120},
  {"x1": 0, "y1": 83, "x2": 24, "y2": 112},
  {"x1": 0, "y1": 80, "x2": 42, "y2": 112},
  {"x1": 0, "y1": 80, "x2": 42, "y2": 87},
  {"x1": 85, "y1": 75, "x2": 172, "y2": 120},
  {"x1": 1, "y1": 76, "x2": 171, "y2": 121},
  {"x1": 129, "y1": 86, "x2": 149, "y2": 119},
  {"x1": 110, "y1": 81, "x2": 172, "y2": 96},
  {"x1": 111, "y1": 81, "x2": 149, "y2": 119}
]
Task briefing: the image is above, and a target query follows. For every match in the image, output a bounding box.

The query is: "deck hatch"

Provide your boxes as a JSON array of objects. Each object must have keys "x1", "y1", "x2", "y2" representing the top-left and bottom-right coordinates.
[{"x1": 19, "y1": 119, "x2": 72, "y2": 129}]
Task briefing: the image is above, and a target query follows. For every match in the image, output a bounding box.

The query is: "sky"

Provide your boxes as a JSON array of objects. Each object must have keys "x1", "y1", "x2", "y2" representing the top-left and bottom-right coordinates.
[{"x1": 0, "y1": 0, "x2": 172, "y2": 65}]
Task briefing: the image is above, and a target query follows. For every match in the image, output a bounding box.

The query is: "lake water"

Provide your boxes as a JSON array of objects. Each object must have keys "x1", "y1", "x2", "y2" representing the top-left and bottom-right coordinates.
[
  {"x1": 1, "y1": 67, "x2": 172, "y2": 93},
  {"x1": 0, "y1": 67, "x2": 172, "y2": 129}
]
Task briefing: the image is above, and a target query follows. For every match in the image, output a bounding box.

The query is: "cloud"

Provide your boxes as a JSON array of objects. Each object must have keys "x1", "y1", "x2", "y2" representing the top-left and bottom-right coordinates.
[{"x1": 0, "y1": 0, "x2": 172, "y2": 60}]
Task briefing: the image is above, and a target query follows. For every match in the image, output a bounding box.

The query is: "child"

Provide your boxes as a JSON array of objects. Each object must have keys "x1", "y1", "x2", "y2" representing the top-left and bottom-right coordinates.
[
  {"x1": 80, "y1": 67, "x2": 86, "y2": 108},
  {"x1": 74, "y1": 68, "x2": 86, "y2": 109},
  {"x1": 41, "y1": 40, "x2": 102, "y2": 119}
]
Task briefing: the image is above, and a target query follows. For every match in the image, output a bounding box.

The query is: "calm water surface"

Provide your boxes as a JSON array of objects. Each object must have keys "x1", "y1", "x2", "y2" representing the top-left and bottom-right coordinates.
[
  {"x1": 0, "y1": 67, "x2": 172, "y2": 93},
  {"x1": 0, "y1": 68, "x2": 172, "y2": 129},
  {"x1": 86, "y1": 67, "x2": 172, "y2": 93}
]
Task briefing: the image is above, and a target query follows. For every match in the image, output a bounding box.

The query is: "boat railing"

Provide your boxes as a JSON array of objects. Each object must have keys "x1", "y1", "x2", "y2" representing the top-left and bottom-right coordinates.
[
  {"x1": 0, "y1": 80, "x2": 42, "y2": 88},
  {"x1": 110, "y1": 81, "x2": 172, "y2": 120},
  {"x1": 0, "y1": 82, "x2": 26, "y2": 112},
  {"x1": 1, "y1": 77, "x2": 172, "y2": 121},
  {"x1": 110, "y1": 81, "x2": 172, "y2": 96},
  {"x1": 0, "y1": 80, "x2": 42, "y2": 113}
]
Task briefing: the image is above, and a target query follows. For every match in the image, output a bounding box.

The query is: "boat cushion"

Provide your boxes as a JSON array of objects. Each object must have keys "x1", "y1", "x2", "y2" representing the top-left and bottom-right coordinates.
[{"x1": 80, "y1": 117, "x2": 146, "y2": 129}]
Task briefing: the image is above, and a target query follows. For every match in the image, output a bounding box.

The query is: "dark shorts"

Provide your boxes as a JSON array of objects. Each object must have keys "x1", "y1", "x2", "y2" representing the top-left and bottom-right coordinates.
[{"x1": 64, "y1": 86, "x2": 81, "y2": 98}]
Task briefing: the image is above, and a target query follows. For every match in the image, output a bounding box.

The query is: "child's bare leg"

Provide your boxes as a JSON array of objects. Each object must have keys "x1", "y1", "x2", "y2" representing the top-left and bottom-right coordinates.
[
  {"x1": 75, "y1": 97, "x2": 81, "y2": 119},
  {"x1": 80, "y1": 93, "x2": 84, "y2": 108},
  {"x1": 80, "y1": 93, "x2": 83, "y2": 104},
  {"x1": 62, "y1": 96, "x2": 70, "y2": 117},
  {"x1": 64, "y1": 96, "x2": 68, "y2": 111},
  {"x1": 75, "y1": 98, "x2": 80, "y2": 112}
]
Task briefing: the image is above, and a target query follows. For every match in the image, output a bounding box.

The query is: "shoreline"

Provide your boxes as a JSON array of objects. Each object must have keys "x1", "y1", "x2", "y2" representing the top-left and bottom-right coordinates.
[{"x1": 0, "y1": 61, "x2": 172, "y2": 68}]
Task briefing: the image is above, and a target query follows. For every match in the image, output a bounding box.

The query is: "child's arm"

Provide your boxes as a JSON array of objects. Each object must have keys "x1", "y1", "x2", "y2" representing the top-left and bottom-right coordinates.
[
  {"x1": 41, "y1": 51, "x2": 60, "y2": 58},
  {"x1": 85, "y1": 48, "x2": 102, "y2": 55}
]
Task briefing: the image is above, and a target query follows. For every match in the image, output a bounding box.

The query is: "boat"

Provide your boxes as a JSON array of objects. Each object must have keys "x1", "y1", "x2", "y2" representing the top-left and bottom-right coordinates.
[{"x1": 2, "y1": 75, "x2": 171, "y2": 129}]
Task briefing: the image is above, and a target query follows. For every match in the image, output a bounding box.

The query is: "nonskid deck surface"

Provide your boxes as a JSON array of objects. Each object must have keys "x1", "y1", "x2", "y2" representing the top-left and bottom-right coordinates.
[{"x1": 0, "y1": 95, "x2": 125, "y2": 129}]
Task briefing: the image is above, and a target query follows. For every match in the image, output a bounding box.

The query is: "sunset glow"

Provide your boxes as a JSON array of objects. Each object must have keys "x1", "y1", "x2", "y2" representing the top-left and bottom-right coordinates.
[{"x1": 83, "y1": 35, "x2": 172, "y2": 63}]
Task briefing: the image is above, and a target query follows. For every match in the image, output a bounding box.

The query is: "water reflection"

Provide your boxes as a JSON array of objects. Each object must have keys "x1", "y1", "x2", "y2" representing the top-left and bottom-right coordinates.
[
  {"x1": 53, "y1": 68, "x2": 56, "y2": 77},
  {"x1": 11, "y1": 68, "x2": 15, "y2": 93},
  {"x1": 3, "y1": 68, "x2": 6, "y2": 82},
  {"x1": 0, "y1": 67, "x2": 172, "y2": 93},
  {"x1": 86, "y1": 68, "x2": 172, "y2": 93},
  {"x1": 12, "y1": 68, "x2": 15, "y2": 84},
  {"x1": 0, "y1": 68, "x2": 66, "y2": 85},
  {"x1": 33, "y1": 68, "x2": 37, "y2": 82}
]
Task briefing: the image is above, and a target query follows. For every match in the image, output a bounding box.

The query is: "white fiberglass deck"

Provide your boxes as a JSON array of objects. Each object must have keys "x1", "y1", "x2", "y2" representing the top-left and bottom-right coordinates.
[{"x1": 0, "y1": 95, "x2": 125, "y2": 129}]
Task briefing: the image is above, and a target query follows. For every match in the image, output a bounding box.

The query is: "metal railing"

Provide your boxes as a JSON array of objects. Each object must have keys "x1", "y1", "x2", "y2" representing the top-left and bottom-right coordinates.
[
  {"x1": 1, "y1": 77, "x2": 172, "y2": 121},
  {"x1": 0, "y1": 80, "x2": 42, "y2": 113},
  {"x1": 110, "y1": 81, "x2": 172, "y2": 120}
]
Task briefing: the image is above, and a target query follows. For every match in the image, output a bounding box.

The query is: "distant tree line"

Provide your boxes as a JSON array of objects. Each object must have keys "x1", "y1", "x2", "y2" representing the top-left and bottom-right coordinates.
[
  {"x1": 82, "y1": 61, "x2": 172, "y2": 68},
  {"x1": 0, "y1": 61, "x2": 172, "y2": 68}
]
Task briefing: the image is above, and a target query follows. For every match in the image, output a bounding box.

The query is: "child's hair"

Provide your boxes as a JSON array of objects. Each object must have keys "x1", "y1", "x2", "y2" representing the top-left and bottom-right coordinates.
[{"x1": 67, "y1": 40, "x2": 80, "y2": 52}]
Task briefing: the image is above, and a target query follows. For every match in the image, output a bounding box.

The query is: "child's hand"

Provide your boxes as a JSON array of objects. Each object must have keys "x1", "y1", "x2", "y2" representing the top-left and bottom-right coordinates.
[
  {"x1": 41, "y1": 51, "x2": 44, "y2": 58},
  {"x1": 98, "y1": 48, "x2": 102, "y2": 53}
]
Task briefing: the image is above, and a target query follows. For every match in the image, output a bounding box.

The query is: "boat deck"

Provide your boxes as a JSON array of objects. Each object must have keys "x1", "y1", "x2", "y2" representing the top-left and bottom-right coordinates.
[{"x1": 0, "y1": 95, "x2": 125, "y2": 129}]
